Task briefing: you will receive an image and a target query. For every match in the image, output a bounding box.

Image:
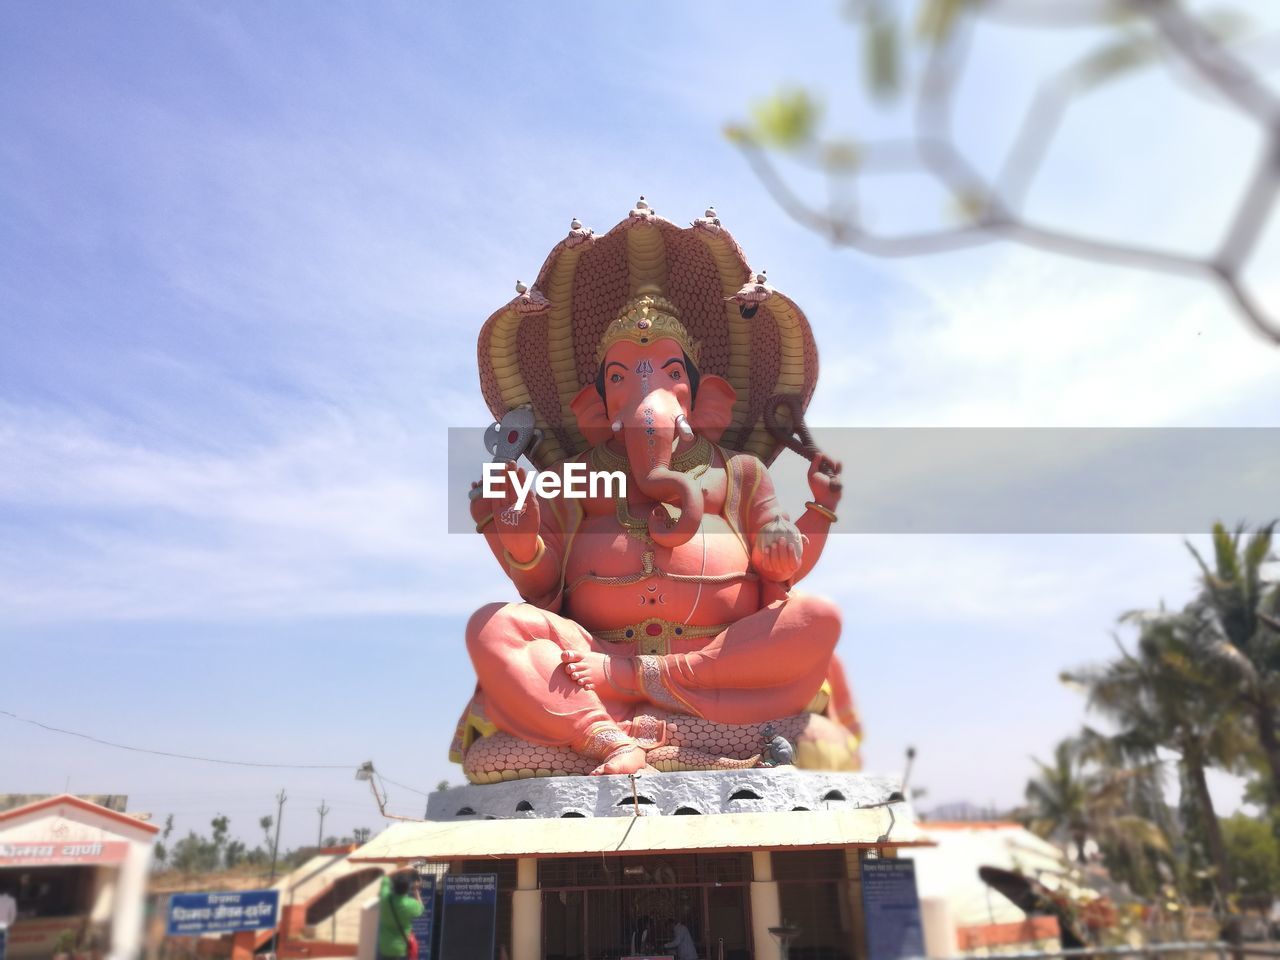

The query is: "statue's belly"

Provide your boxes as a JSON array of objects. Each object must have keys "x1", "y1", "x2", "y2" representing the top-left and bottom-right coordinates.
[{"x1": 563, "y1": 513, "x2": 759, "y2": 631}]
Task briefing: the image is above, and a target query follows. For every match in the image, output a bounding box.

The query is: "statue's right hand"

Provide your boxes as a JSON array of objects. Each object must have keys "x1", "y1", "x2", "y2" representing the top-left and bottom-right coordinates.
[
  {"x1": 487, "y1": 461, "x2": 542, "y2": 562},
  {"x1": 470, "y1": 480, "x2": 494, "y2": 525}
]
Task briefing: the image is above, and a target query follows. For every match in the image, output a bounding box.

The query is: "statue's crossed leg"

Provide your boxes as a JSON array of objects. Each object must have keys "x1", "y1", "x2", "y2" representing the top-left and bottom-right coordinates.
[{"x1": 465, "y1": 594, "x2": 841, "y2": 776}]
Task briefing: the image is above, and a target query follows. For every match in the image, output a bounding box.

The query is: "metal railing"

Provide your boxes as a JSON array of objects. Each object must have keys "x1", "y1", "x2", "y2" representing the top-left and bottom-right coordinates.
[{"x1": 927, "y1": 942, "x2": 1280, "y2": 960}]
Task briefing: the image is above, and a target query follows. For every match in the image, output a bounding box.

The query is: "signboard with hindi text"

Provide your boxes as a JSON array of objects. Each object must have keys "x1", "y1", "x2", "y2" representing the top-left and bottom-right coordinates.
[
  {"x1": 166, "y1": 890, "x2": 280, "y2": 936},
  {"x1": 439, "y1": 873, "x2": 496, "y2": 960},
  {"x1": 410, "y1": 875, "x2": 437, "y2": 960},
  {"x1": 861, "y1": 859, "x2": 925, "y2": 960},
  {"x1": 0, "y1": 841, "x2": 129, "y2": 866}
]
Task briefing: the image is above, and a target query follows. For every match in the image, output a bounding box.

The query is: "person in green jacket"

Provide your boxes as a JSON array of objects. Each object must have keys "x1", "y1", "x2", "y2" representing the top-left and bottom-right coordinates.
[{"x1": 378, "y1": 872, "x2": 424, "y2": 960}]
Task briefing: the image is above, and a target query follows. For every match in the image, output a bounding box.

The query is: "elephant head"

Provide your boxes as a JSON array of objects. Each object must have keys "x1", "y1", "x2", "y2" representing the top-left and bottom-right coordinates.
[{"x1": 571, "y1": 317, "x2": 736, "y2": 548}]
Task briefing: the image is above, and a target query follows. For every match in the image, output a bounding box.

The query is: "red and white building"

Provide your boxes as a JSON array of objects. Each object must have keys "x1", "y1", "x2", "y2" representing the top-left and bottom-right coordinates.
[{"x1": 0, "y1": 795, "x2": 157, "y2": 959}]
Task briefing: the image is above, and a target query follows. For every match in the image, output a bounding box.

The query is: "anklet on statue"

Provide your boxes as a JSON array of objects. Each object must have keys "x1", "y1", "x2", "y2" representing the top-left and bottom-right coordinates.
[
  {"x1": 600, "y1": 742, "x2": 645, "y2": 767},
  {"x1": 577, "y1": 721, "x2": 639, "y2": 761}
]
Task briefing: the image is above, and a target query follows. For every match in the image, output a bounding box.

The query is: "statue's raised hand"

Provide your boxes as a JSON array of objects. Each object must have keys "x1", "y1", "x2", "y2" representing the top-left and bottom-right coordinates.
[
  {"x1": 807, "y1": 451, "x2": 843, "y2": 511},
  {"x1": 488, "y1": 461, "x2": 542, "y2": 563}
]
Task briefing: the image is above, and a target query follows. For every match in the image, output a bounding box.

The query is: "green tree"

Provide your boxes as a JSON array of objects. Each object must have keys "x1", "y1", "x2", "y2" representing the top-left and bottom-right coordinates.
[
  {"x1": 1077, "y1": 731, "x2": 1180, "y2": 899},
  {"x1": 1222, "y1": 812, "x2": 1280, "y2": 901},
  {"x1": 1025, "y1": 734, "x2": 1170, "y2": 887},
  {"x1": 225, "y1": 840, "x2": 247, "y2": 869},
  {"x1": 353, "y1": 827, "x2": 371, "y2": 844},
  {"x1": 210, "y1": 815, "x2": 230, "y2": 867},
  {"x1": 153, "y1": 813, "x2": 175, "y2": 869},
  {"x1": 1186, "y1": 523, "x2": 1280, "y2": 806},
  {"x1": 1025, "y1": 738, "x2": 1094, "y2": 862},
  {"x1": 1065, "y1": 608, "x2": 1254, "y2": 925},
  {"x1": 170, "y1": 831, "x2": 218, "y2": 873},
  {"x1": 259, "y1": 814, "x2": 274, "y2": 849}
]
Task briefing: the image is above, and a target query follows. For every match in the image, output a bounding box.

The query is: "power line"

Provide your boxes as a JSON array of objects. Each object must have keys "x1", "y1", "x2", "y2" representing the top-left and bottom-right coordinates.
[
  {"x1": 0, "y1": 707, "x2": 351, "y2": 770},
  {"x1": 378, "y1": 774, "x2": 431, "y2": 798},
  {"x1": 1, "y1": 707, "x2": 435, "y2": 799}
]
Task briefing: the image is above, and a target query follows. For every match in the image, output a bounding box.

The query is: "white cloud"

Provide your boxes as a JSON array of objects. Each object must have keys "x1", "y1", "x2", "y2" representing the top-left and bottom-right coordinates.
[
  {"x1": 0, "y1": 401, "x2": 500, "y2": 622},
  {"x1": 804, "y1": 533, "x2": 1200, "y2": 626},
  {"x1": 808, "y1": 245, "x2": 1280, "y2": 428}
]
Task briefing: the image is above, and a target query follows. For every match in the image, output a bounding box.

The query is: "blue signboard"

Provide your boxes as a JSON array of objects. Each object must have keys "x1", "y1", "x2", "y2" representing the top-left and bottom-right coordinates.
[
  {"x1": 439, "y1": 873, "x2": 497, "y2": 960},
  {"x1": 861, "y1": 859, "x2": 925, "y2": 960},
  {"x1": 410, "y1": 875, "x2": 437, "y2": 960},
  {"x1": 166, "y1": 890, "x2": 280, "y2": 936}
]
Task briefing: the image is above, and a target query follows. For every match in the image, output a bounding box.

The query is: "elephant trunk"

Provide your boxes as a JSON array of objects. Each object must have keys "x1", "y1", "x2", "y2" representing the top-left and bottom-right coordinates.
[{"x1": 622, "y1": 399, "x2": 703, "y2": 548}]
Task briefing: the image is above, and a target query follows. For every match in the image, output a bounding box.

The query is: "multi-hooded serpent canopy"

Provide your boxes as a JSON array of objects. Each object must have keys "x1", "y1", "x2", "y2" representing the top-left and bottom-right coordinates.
[{"x1": 476, "y1": 201, "x2": 821, "y2": 471}]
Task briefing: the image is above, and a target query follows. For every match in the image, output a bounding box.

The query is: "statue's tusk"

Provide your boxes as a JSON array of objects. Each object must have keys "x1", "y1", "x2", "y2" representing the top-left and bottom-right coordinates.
[
  {"x1": 611, "y1": 419, "x2": 623, "y2": 434},
  {"x1": 675, "y1": 415, "x2": 695, "y2": 441}
]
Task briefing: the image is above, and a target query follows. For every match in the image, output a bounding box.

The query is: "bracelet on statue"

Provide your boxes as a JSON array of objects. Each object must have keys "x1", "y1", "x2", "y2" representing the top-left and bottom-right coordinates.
[
  {"x1": 805, "y1": 501, "x2": 838, "y2": 523},
  {"x1": 475, "y1": 514, "x2": 495, "y2": 534},
  {"x1": 504, "y1": 536, "x2": 546, "y2": 571}
]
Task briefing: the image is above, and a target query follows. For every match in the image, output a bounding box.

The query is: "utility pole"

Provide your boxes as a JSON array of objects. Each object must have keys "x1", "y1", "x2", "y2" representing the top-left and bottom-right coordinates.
[
  {"x1": 269, "y1": 789, "x2": 287, "y2": 882},
  {"x1": 316, "y1": 799, "x2": 329, "y2": 848}
]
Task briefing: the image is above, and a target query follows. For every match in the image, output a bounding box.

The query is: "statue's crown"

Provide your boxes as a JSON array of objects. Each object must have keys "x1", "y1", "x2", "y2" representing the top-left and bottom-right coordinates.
[{"x1": 596, "y1": 285, "x2": 700, "y2": 366}]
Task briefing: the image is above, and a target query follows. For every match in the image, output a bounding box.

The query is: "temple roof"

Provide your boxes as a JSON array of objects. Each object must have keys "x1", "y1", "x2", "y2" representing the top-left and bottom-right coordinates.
[{"x1": 351, "y1": 806, "x2": 930, "y2": 862}]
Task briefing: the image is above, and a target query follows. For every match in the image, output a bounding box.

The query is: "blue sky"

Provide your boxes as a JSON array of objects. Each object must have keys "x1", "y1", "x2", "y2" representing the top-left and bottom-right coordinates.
[{"x1": 3, "y1": 2, "x2": 1279, "y2": 849}]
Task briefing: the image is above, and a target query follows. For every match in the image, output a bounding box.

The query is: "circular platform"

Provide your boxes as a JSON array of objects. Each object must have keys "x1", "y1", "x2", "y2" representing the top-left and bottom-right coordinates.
[{"x1": 426, "y1": 769, "x2": 905, "y2": 821}]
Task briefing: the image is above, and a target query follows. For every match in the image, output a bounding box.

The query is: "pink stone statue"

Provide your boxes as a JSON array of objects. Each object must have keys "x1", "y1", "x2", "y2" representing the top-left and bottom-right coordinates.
[{"x1": 452, "y1": 206, "x2": 862, "y2": 782}]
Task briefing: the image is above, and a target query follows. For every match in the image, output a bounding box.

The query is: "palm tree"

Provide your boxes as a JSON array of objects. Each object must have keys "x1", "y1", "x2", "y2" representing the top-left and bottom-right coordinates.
[
  {"x1": 1024, "y1": 735, "x2": 1169, "y2": 870},
  {"x1": 1065, "y1": 608, "x2": 1253, "y2": 926},
  {"x1": 1186, "y1": 522, "x2": 1280, "y2": 805},
  {"x1": 1025, "y1": 738, "x2": 1092, "y2": 862},
  {"x1": 1075, "y1": 729, "x2": 1180, "y2": 899}
]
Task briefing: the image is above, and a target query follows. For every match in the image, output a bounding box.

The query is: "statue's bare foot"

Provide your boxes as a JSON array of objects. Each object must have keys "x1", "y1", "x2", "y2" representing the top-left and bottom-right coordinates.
[
  {"x1": 560, "y1": 649, "x2": 599, "y2": 691},
  {"x1": 561, "y1": 650, "x2": 639, "y2": 697},
  {"x1": 591, "y1": 743, "x2": 647, "y2": 776}
]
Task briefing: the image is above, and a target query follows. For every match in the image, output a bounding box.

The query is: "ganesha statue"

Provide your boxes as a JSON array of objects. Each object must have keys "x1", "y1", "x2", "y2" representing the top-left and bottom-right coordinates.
[{"x1": 451, "y1": 201, "x2": 862, "y2": 783}]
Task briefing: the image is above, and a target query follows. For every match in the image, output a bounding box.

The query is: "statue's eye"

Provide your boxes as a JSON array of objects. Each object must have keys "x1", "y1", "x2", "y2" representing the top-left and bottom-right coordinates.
[
  {"x1": 669, "y1": 369, "x2": 682, "y2": 381},
  {"x1": 610, "y1": 373, "x2": 623, "y2": 384}
]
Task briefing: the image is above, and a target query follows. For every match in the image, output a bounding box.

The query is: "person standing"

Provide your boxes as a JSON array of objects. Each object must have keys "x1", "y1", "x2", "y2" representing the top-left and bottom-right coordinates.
[
  {"x1": 664, "y1": 916, "x2": 698, "y2": 960},
  {"x1": 377, "y1": 872, "x2": 424, "y2": 960},
  {"x1": 630, "y1": 915, "x2": 653, "y2": 955},
  {"x1": 0, "y1": 884, "x2": 17, "y2": 929}
]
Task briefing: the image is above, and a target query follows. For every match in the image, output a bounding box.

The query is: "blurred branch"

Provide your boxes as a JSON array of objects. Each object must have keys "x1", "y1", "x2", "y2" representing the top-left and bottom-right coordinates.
[{"x1": 730, "y1": 0, "x2": 1280, "y2": 344}]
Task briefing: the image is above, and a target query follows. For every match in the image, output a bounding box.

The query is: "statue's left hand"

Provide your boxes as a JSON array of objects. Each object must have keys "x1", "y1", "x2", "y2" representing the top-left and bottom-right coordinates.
[
  {"x1": 807, "y1": 451, "x2": 843, "y2": 510},
  {"x1": 754, "y1": 517, "x2": 803, "y2": 582}
]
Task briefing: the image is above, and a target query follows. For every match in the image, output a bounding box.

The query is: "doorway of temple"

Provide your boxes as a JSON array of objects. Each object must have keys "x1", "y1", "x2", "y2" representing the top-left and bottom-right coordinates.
[{"x1": 540, "y1": 853, "x2": 752, "y2": 960}]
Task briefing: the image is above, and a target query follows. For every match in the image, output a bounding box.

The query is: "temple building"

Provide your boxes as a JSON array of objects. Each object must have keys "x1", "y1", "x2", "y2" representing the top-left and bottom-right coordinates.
[{"x1": 351, "y1": 770, "x2": 932, "y2": 960}]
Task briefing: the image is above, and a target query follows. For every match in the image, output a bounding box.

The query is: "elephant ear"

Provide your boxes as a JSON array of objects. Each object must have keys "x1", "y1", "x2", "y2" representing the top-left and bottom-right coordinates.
[
  {"x1": 570, "y1": 384, "x2": 613, "y2": 446},
  {"x1": 689, "y1": 374, "x2": 737, "y2": 442}
]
